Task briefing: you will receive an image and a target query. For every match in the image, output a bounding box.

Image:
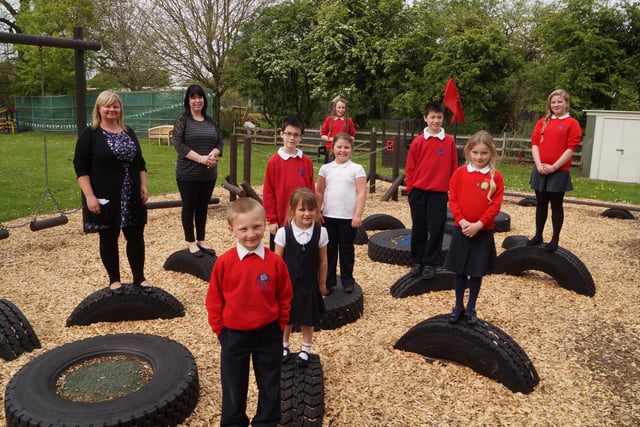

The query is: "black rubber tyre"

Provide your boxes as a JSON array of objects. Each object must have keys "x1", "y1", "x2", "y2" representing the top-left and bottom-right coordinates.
[
  {"x1": 501, "y1": 235, "x2": 529, "y2": 250},
  {"x1": 355, "y1": 213, "x2": 406, "y2": 245},
  {"x1": 601, "y1": 208, "x2": 635, "y2": 220},
  {"x1": 66, "y1": 286, "x2": 185, "y2": 327},
  {"x1": 4, "y1": 333, "x2": 199, "y2": 426},
  {"x1": 0, "y1": 299, "x2": 41, "y2": 361},
  {"x1": 494, "y1": 211, "x2": 511, "y2": 233},
  {"x1": 280, "y1": 353, "x2": 324, "y2": 427},
  {"x1": 163, "y1": 249, "x2": 217, "y2": 282},
  {"x1": 394, "y1": 314, "x2": 539, "y2": 394},
  {"x1": 517, "y1": 197, "x2": 537, "y2": 207},
  {"x1": 321, "y1": 278, "x2": 364, "y2": 330},
  {"x1": 368, "y1": 229, "x2": 450, "y2": 266},
  {"x1": 390, "y1": 270, "x2": 455, "y2": 298},
  {"x1": 494, "y1": 235, "x2": 596, "y2": 297}
]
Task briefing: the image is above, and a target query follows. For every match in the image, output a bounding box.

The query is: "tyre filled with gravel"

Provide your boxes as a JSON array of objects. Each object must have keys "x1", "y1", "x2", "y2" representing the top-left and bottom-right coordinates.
[
  {"x1": 368, "y1": 229, "x2": 450, "y2": 266},
  {"x1": 4, "y1": 333, "x2": 199, "y2": 426}
]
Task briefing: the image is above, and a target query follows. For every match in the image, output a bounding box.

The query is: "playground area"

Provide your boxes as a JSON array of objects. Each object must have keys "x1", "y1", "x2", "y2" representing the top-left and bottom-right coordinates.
[
  {"x1": 0, "y1": 182, "x2": 638, "y2": 426},
  {"x1": 0, "y1": 108, "x2": 18, "y2": 134}
]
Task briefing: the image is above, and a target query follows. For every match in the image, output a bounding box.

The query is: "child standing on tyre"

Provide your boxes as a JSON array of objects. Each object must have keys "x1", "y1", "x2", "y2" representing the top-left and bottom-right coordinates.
[
  {"x1": 275, "y1": 188, "x2": 328, "y2": 366},
  {"x1": 206, "y1": 197, "x2": 293, "y2": 427},
  {"x1": 316, "y1": 133, "x2": 367, "y2": 294},
  {"x1": 263, "y1": 115, "x2": 315, "y2": 251},
  {"x1": 405, "y1": 102, "x2": 458, "y2": 280},
  {"x1": 443, "y1": 131, "x2": 504, "y2": 325}
]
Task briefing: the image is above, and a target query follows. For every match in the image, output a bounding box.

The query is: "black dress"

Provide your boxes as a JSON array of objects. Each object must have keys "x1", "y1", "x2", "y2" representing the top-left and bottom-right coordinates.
[{"x1": 283, "y1": 223, "x2": 324, "y2": 327}]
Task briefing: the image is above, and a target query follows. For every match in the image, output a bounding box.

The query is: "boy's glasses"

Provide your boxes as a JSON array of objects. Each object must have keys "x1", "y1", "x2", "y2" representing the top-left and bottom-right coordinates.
[{"x1": 282, "y1": 131, "x2": 301, "y2": 138}]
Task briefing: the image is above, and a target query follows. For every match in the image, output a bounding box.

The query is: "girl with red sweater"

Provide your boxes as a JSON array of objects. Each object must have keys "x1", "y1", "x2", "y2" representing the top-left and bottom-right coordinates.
[
  {"x1": 443, "y1": 131, "x2": 504, "y2": 325},
  {"x1": 527, "y1": 89, "x2": 582, "y2": 251}
]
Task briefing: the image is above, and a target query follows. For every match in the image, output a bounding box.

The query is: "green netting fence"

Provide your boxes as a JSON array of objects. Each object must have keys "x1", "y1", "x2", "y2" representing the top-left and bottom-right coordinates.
[{"x1": 14, "y1": 90, "x2": 214, "y2": 136}]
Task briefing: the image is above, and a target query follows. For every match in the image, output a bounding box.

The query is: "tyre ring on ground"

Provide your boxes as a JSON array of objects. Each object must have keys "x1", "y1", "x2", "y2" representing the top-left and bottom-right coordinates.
[
  {"x1": 4, "y1": 334, "x2": 199, "y2": 427},
  {"x1": 280, "y1": 353, "x2": 324, "y2": 427},
  {"x1": 601, "y1": 208, "x2": 635, "y2": 220},
  {"x1": 394, "y1": 314, "x2": 539, "y2": 394},
  {"x1": 0, "y1": 299, "x2": 41, "y2": 361},
  {"x1": 390, "y1": 270, "x2": 455, "y2": 298},
  {"x1": 320, "y1": 278, "x2": 364, "y2": 330},
  {"x1": 66, "y1": 286, "x2": 185, "y2": 327},
  {"x1": 517, "y1": 197, "x2": 537, "y2": 207},
  {"x1": 368, "y1": 229, "x2": 450, "y2": 266},
  {"x1": 163, "y1": 249, "x2": 217, "y2": 282},
  {"x1": 355, "y1": 213, "x2": 407, "y2": 245},
  {"x1": 494, "y1": 235, "x2": 596, "y2": 297}
]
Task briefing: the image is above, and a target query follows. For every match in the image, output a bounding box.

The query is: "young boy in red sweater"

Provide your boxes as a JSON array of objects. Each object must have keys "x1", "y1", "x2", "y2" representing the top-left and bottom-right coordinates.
[
  {"x1": 206, "y1": 197, "x2": 293, "y2": 427},
  {"x1": 405, "y1": 101, "x2": 458, "y2": 279},
  {"x1": 263, "y1": 115, "x2": 315, "y2": 250}
]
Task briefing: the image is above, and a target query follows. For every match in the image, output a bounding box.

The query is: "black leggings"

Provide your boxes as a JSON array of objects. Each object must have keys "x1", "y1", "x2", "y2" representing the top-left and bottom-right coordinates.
[
  {"x1": 534, "y1": 190, "x2": 565, "y2": 243},
  {"x1": 98, "y1": 224, "x2": 146, "y2": 284},
  {"x1": 177, "y1": 180, "x2": 216, "y2": 243}
]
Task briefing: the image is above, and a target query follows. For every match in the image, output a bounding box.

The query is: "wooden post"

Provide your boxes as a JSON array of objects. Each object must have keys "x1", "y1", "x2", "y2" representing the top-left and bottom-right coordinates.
[
  {"x1": 243, "y1": 136, "x2": 252, "y2": 184},
  {"x1": 229, "y1": 134, "x2": 238, "y2": 201}
]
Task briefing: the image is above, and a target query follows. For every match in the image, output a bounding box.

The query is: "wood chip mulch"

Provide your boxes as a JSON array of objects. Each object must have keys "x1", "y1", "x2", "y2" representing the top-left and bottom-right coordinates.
[{"x1": 1, "y1": 182, "x2": 639, "y2": 426}]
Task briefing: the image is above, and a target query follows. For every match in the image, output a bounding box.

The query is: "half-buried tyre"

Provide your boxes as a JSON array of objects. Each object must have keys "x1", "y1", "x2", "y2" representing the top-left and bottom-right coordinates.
[
  {"x1": 4, "y1": 333, "x2": 199, "y2": 426},
  {"x1": 0, "y1": 299, "x2": 41, "y2": 361},
  {"x1": 390, "y1": 270, "x2": 455, "y2": 298},
  {"x1": 368, "y1": 228, "x2": 450, "y2": 266},
  {"x1": 280, "y1": 353, "x2": 324, "y2": 427},
  {"x1": 163, "y1": 249, "x2": 216, "y2": 282},
  {"x1": 320, "y1": 278, "x2": 363, "y2": 330},
  {"x1": 494, "y1": 235, "x2": 595, "y2": 297},
  {"x1": 601, "y1": 208, "x2": 635, "y2": 220},
  {"x1": 517, "y1": 197, "x2": 537, "y2": 207},
  {"x1": 394, "y1": 314, "x2": 539, "y2": 394},
  {"x1": 66, "y1": 286, "x2": 185, "y2": 327},
  {"x1": 355, "y1": 213, "x2": 406, "y2": 245}
]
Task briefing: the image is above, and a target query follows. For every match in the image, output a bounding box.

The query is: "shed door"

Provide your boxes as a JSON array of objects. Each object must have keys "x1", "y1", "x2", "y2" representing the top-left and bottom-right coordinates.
[{"x1": 597, "y1": 118, "x2": 640, "y2": 183}]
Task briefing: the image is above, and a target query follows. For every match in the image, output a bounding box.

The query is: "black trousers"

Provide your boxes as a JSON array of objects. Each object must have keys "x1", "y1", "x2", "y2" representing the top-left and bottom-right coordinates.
[
  {"x1": 408, "y1": 189, "x2": 448, "y2": 267},
  {"x1": 219, "y1": 322, "x2": 283, "y2": 427},
  {"x1": 323, "y1": 216, "x2": 357, "y2": 289},
  {"x1": 177, "y1": 179, "x2": 216, "y2": 243},
  {"x1": 98, "y1": 224, "x2": 146, "y2": 284}
]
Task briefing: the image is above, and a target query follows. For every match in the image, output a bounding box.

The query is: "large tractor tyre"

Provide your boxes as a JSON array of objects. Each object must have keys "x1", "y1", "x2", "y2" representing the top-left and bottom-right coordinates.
[
  {"x1": 501, "y1": 235, "x2": 529, "y2": 250},
  {"x1": 280, "y1": 353, "x2": 324, "y2": 427},
  {"x1": 320, "y1": 279, "x2": 364, "y2": 330},
  {"x1": 390, "y1": 271, "x2": 455, "y2": 298},
  {"x1": 66, "y1": 286, "x2": 185, "y2": 327},
  {"x1": 394, "y1": 315, "x2": 539, "y2": 394},
  {"x1": 355, "y1": 213, "x2": 406, "y2": 245},
  {"x1": 368, "y1": 229, "x2": 450, "y2": 266},
  {"x1": 163, "y1": 249, "x2": 216, "y2": 282},
  {"x1": 601, "y1": 208, "x2": 635, "y2": 220},
  {"x1": 0, "y1": 299, "x2": 41, "y2": 361},
  {"x1": 4, "y1": 334, "x2": 199, "y2": 426},
  {"x1": 494, "y1": 235, "x2": 595, "y2": 297}
]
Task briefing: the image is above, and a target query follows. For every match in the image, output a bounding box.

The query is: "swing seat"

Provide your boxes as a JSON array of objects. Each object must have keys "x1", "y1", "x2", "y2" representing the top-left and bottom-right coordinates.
[{"x1": 29, "y1": 215, "x2": 68, "y2": 231}]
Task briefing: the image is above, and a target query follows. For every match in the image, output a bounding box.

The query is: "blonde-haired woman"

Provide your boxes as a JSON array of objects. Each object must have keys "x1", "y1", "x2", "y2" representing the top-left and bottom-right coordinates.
[
  {"x1": 443, "y1": 130, "x2": 504, "y2": 325},
  {"x1": 73, "y1": 90, "x2": 151, "y2": 292},
  {"x1": 527, "y1": 89, "x2": 582, "y2": 251},
  {"x1": 320, "y1": 96, "x2": 355, "y2": 164}
]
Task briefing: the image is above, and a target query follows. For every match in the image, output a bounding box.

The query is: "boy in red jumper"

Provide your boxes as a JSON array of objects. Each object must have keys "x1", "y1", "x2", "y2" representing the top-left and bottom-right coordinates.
[
  {"x1": 263, "y1": 116, "x2": 315, "y2": 250},
  {"x1": 405, "y1": 101, "x2": 458, "y2": 279},
  {"x1": 206, "y1": 197, "x2": 293, "y2": 427}
]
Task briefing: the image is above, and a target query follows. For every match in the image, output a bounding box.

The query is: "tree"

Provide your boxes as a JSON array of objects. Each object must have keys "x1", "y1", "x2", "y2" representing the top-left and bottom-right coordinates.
[
  {"x1": 227, "y1": 0, "x2": 318, "y2": 125},
  {"x1": 12, "y1": 0, "x2": 95, "y2": 96},
  {"x1": 0, "y1": 0, "x2": 25, "y2": 33},
  {"x1": 91, "y1": 0, "x2": 170, "y2": 91},
  {"x1": 149, "y1": 0, "x2": 269, "y2": 123}
]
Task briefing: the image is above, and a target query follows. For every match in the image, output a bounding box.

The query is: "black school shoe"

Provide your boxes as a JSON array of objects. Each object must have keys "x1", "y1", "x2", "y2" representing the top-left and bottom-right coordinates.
[
  {"x1": 448, "y1": 306, "x2": 465, "y2": 323},
  {"x1": 409, "y1": 264, "x2": 422, "y2": 277},
  {"x1": 421, "y1": 265, "x2": 435, "y2": 280},
  {"x1": 466, "y1": 308, "x2": 478, "y2": 325}
]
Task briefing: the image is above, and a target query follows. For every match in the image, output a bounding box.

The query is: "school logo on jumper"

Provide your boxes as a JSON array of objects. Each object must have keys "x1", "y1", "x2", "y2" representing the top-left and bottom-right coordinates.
[
  {"x1": 437, "y1": 148, "x2": 445, "y2": 156},
  {"x1": 478, "y1": 180, "x2": 490, "y2": 191},
  {"x1": 256, "y1": 273, "x2": 270, "y2": 290},
  {"x1": 298, "y1": 167, "x2": 306, "y2": 176}
]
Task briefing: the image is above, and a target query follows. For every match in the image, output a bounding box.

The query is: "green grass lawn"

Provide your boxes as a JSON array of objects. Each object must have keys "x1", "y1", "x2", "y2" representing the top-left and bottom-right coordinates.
[{"x1": 1, "y1": 131, "x2": 639, "y2": 223}]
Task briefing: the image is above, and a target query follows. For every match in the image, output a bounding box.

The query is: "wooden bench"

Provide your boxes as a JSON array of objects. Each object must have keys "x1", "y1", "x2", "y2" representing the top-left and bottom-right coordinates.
[{"x1": 148, "y1": 125, "x2": 174, "y2": 145}]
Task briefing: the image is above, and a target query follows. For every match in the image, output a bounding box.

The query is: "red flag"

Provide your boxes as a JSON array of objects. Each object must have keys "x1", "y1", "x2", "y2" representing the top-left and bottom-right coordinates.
[{"x1": 443, "y1": 78, "x2": 465, "y2": 126}]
